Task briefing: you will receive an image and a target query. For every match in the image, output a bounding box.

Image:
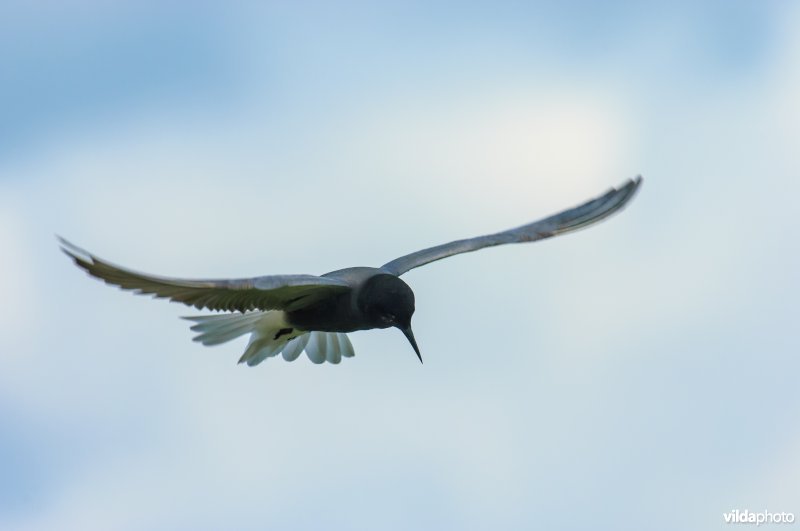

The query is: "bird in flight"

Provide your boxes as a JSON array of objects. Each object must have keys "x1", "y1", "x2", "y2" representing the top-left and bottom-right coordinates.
[{"x1": 60, "y1": 177, "x2": 641, "y2": 366}]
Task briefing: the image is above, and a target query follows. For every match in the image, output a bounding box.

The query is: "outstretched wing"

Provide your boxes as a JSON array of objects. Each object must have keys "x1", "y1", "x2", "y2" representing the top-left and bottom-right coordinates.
[
  {"x1": 381, "y1": 177, "x2": 642, "y2": 276},
  {"x1": 59, "y1": 238, "x2": 351, "y2": 312}
]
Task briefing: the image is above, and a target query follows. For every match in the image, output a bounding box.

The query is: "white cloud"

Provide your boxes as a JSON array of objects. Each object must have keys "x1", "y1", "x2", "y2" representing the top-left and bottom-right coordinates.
[
  {"x1": 339, "y1": 87, "x2": 635, "y2": 213},
  {"x1": 0, "y1": 193, "x2": 36, "y2": 354}
]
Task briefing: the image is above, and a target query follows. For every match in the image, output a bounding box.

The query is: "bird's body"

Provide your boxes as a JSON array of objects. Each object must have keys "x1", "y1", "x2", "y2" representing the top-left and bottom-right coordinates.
[
  {"x1": 181, "y1": 269, "x2": 417, "y2": 365},
  {"x1": 290, "y1": 267, "x2": 405, "y2": 333},
  {"x1": 61, "y1": 177, "x2": 641, "y2": 366}
]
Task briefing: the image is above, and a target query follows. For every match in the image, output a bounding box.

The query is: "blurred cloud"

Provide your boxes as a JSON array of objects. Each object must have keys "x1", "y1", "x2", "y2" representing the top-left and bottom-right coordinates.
[
  {"x1": 0, "y1": 196, "x2": 36, "y2": 350},
  {"x1": 0, "y1": 2, "x2": 238, "y2": 161},
  {"x1": 1, "y1": 2, "x2": 798, "y2": 530}
]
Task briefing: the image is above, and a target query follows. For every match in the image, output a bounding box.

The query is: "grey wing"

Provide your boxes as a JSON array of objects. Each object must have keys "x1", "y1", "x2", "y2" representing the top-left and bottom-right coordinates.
[
  {"x1": 59, "y1": 238, "x2": 351, "y2": 312},
  {"x1": 381, "y1": 177, "x2": 642, "y2": 276}
]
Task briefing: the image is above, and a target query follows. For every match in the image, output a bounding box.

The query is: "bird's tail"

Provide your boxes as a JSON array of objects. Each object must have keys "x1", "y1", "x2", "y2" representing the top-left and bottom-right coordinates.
[
  {"x1": 183, "y1": 311, "x2": 268, "y2": 346},
  {"x1": 181, "y1": 311, "x2": 355, "y2": 366}
]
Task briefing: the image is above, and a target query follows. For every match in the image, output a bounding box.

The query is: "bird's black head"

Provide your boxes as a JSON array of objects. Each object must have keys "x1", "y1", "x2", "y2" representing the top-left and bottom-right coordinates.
[{"x1": 358, "y1": 274, "x2": 422, "y2": 362}]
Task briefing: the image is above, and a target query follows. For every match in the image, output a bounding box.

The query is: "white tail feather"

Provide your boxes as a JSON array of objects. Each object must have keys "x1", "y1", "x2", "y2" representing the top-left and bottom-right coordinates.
[
  {"x1": 184, "y1": 312, "x2": 266, "y2": 346},
  {"x1": 338, "y1": 333, "x2": 355, "y2": 358},
  {"x1": 242, "y1": 335, "x2": 286, "y2": 366},
  {"x1": 281, "y1": 334, "x2": 309, "y2": 362},
  {"x1": 324, "y1": 333, "x2": 338, "y2": 364},
  {"x1": 182, "y1": 311, "x2": 355, "y2": 366},
  {"x1": 305, "y1": 332, "x2": 326, "y2": 364}
]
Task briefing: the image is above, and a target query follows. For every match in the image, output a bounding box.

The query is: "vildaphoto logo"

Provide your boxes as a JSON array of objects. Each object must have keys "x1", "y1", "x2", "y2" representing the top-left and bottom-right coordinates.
[{"x1": 724, "y1": 509, "x2": 795, "y2": 525}]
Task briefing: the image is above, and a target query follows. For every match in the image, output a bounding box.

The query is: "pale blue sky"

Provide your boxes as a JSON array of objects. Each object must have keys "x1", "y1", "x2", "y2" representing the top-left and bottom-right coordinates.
[{"x1": 1, "y1": 2, "x2": 798, "y2": 530}]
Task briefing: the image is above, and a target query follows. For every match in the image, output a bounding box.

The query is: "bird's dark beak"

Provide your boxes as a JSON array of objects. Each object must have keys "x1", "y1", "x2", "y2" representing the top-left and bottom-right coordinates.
[{"x1": 400, "y1": 325, "x2": 422, "y2": 364}]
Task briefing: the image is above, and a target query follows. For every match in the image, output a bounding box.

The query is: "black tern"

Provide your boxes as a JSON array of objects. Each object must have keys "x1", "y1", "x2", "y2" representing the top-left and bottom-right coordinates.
[{"x1": 60, "y1": 177, "x2": 641, "y2": 366}]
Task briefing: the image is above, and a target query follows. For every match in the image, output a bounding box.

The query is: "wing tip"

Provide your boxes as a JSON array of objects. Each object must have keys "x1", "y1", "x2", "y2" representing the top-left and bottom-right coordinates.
[
  {"x1": 629, "y1": 174, "x2": 643, "y2": 193},
  {"x1": 618, "y1": 174, "x2": 643, "y2": 209},
  {"x1": 598, "y1": 175, "x2": 643, "y2": 213},
  {"x1": 57, "y1": 236, "x2": 97, "y2": 272},
  {"x1": 57, "y1": 235, "x2": 84, "y2": 253}
]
